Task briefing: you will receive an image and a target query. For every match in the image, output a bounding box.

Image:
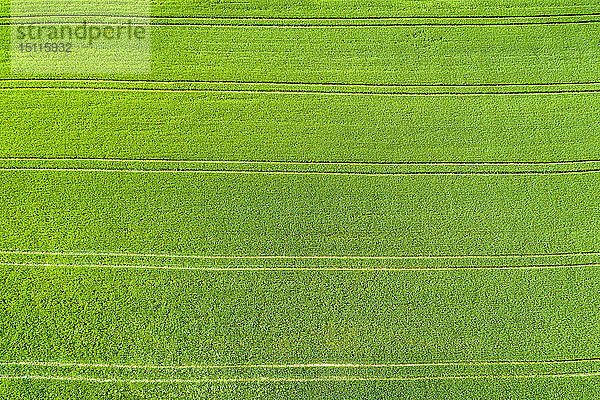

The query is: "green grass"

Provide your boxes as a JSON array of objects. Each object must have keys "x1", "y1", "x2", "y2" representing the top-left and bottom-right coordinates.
[
  {"x1": 1, "y1": 264, "x2": 600, "y2": 398},
  {"x1": 4, "y1": 264, "x2": 600, "y2": 363},
  {"x1": 4, "y1": 0, "x2": 600, "y2": 18},
  {"x1": 2, "y1": 377, "x2": 600, "y2": 400},
  {"x1": 1, "y1": 170, "x2": 599, "y2": 255},
  {"x1": 2, "y1": 0, "x2": 600, "y2": 398},
  {"x1": 3, "y1": 23, "x2": 600, "y2": 84},
  {"x1": 2, "y1": 90, "x2": 600, "y2": 162}
]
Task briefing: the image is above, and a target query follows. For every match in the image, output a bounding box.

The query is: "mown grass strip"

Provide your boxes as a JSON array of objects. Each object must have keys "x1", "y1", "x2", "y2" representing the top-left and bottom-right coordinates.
[
  {"x1": 7, "y1": 78, "x2": 600, "y2": 87},
  {"x1": 3, "y1": 250, "x2": 600, "y2": 260},
  {"x1": 3, "y1": 157, "x2": 600, "y2": 165},
  {"x1": 4, "y1": 0, "x2": 600, "y2": 19},
  {"x1": 0, "y1": 167, "x2": 598, "y2": 175},
  {"x1": 3, "y1": 372, "x2": 600, "y2": 382},
  {"x1": 6, "y1": 17, "x2": 600, "y2": 26},
  {"x1": 5, "y1": 358, "x2": 600, "y2": 368},
  {"x1": 3, "y1": 261, "x2": 600, "y2": 271},
  {"x1": 3, "y1": 83, "x2": 600, "y2": 99}
]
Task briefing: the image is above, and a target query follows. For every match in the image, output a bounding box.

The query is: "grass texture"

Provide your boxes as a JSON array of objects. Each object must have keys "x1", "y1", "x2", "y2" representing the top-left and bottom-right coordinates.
[{"x1": 1, "y1": 0, "x2": 600, "y2": 398}]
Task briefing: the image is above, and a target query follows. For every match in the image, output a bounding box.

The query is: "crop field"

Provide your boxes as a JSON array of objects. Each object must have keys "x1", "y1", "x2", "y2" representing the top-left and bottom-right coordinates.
[{"x1": 2, "y1": 0, "x2": 600, "y2": 399}]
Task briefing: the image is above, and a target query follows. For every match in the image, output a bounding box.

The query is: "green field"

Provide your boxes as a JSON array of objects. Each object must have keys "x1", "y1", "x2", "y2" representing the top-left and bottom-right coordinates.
[{"x1": 1, "y1": 0, "x2": 600, "y2": 398}]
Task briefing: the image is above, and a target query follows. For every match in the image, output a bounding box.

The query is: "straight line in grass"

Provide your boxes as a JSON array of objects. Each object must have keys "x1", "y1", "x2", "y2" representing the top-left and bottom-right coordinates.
[
  {"x1": 3, "y1": 20, "x2": 600, "y2": 27},
  {"x1": 5, "y1": 78, "x2": 600, "y2": 89},
  {"x1": 6, "y1": 13, "x2": 600, "y2": 19},
  {"x1": 1, "y1": 157, "x2": 599, "y2": 167},
  {"x1": 3, "y1": 250, "x2": 599, "y2": 260},
  {"x1": 1, "y1": 262, "x2": 598, "y2": 271},
  {"x1": 4, "y1": 359, "x2": 600, "y2": 369},
  {"x1": 1, "y1": 372, "x2": 599, "y2": 383},
  {"x1": 3, "y1": 87, "x2": 600, "y2": 96},
  {"x1": 0, "y1": 167, "x2": 598, "y2": 175}
]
